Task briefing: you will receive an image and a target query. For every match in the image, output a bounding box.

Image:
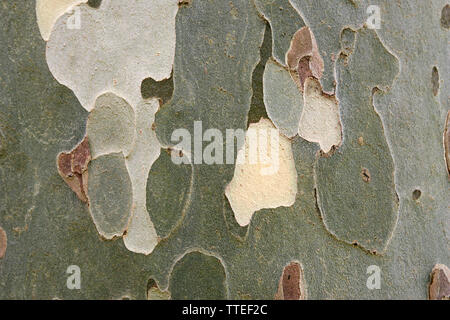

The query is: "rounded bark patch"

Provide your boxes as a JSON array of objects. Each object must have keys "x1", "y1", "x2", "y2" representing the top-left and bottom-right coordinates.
[{"x1": 275, "y1": 262, "x2": 305, "y2": 300}]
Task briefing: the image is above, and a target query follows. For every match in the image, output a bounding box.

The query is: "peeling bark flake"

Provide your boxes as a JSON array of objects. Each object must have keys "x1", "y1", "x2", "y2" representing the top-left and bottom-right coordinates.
[
  {"x1": 57, "y1": 136, "x2": 91, "y2": 202},
  {"x1": 286, "y1": 27, "x2": 324, "y2": 92},
  {"x1": 429, "y1": 264, "x2": 450, "y2": 300}
]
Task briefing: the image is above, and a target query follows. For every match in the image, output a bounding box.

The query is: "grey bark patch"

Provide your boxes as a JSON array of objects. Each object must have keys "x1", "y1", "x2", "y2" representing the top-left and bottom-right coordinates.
[
  {"x1": 340, "y1": 28, "x2": 356, "y2": 57},
  {"x1": 0, "y1": 227, "x2": 6, "y2": 259},
  {"x1": 263, "y1": 59, "x2": 303, "y2": 138},
  {"x1": 146, "y1": 149, "x2": 192, "y2": 239},
  {"x1": 57, "y1": 136, "x2": 91, "y2": 202},
  {"x1": 315, "y1": 28, "x2": 399, "y2": 254},
  {"x1": 275, "y1": 262, "x2": 305, "y2": 300},
  {"x1": 289, "y1": 0, "x2": 366, "y2": 94},
  {"x1": 431, "y1": 67, "x2": 440, "y2": 96},
  {"x1": 429, "y1": 264, "x2": 450, "y2": 300},
  {"x1": 441, "y1": 4, "x2": 450, "y2": 29},
  {"x1": 169, "y1": 251, "x2": 227, "y2": 299},
  {"x1": 253, "y1": 0, "x2": 305, "y2": 66},
  {"x1": 87, "y1": 93, "x2": 136, "y2": 159},
  {"x1": 87, "y1": 153, "x2": 133, "y2": 240}
]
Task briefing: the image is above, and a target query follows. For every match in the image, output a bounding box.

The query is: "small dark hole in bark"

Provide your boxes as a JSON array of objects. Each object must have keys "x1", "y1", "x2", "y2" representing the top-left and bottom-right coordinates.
[
  {"x1": 361, "y1": 168, "x2": 371, "y2": 183},
  {"x1": 87, "y1": 0, "x2": 102, "y2": 8},
  {"x1": 412, "y1": 189, "x2": 421, "y2": 200},
  {"x1": 178, "y1": 0, "x2": 192, "y2": 7},
  {"x1": 431, "y1": 67, "x2": 439, "y2": 96},
  {"x1": 441, "y1": 4, "x2": 450, "y2": 29}
]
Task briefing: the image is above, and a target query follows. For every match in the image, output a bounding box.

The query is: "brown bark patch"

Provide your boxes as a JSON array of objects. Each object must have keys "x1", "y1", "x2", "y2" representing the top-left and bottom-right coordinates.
[
  {"x1": 429, "y1": 264, "x2": 450, "y2": 300},
  {"x1": 275, "y1": 262, "x2": 305, "y2": 300},
  {"x1": 286, "y1": 27, "x2": 324, "y2": 92},
  {"x1": 57, "y1": 136, "x2": 91, "y2": 202},
  {"x1": 0, "y1": 226, "x2": 7, "y2": 259},
  {"x1": 361, "y1": 167, "x2": 371, "y2": 183}
]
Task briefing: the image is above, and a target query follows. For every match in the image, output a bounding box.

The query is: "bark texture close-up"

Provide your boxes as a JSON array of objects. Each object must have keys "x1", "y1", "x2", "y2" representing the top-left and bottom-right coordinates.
[{"x1": 0, "y1": 0, "x2": 449, "y2": 300}]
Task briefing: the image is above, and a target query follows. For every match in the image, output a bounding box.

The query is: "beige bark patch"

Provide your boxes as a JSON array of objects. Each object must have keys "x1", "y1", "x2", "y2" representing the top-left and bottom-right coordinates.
[
  {"x1": 36, "y1": 0, "x2": 87, "y2": 41},
  {"x1": 429, "y1": 264, "x2": 450, "y2": 300},
  {"x1": 274, "y1": 262, "x2": 306, "y2": 300},
  {"x1": 0, "y1": 226, "x2": 7, "y2": 259},
  {"x1": 286, "y1": 27, "x2": 324, "y2": 92},
  {"x1": 298, "y1": 77, "x2": 342, "y2": 153},
  {"x1": 45, "y1": 0, "x2": 179, "y2": 111},
  {"x1": 123, "y1": 99, "x2": 161, "y2": 255},
  {"x1": 225, "y1": 119, "x2": 297, "y2": 227}
]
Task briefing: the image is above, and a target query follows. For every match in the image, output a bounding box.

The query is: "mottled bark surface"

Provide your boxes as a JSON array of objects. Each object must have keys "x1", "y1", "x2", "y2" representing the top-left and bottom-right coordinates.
[{"x1": 0, "y1": 0, "x2": 448, "y2": 299}]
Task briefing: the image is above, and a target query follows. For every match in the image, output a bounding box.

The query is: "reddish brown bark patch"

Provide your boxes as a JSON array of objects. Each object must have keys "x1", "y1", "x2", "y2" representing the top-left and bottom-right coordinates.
[
  {"x1": 429, "y1": 264, "x2": 450, "y2": 300},
  {"x1": 275, "y1": 262, "x2": 305, "y2": 300},
  {"x1": 0, "y1": 226, "x2": 7, "y2": 259},
  {"x1": 286, "y1": 27, "x2": 324, "y2": 92},
  {"x1": 57, "y1": 136, "x2": 91, "y2": 202}
]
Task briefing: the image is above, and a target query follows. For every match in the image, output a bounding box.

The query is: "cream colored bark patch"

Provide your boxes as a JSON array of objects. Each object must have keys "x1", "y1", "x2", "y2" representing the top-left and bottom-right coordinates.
[
  {"x1": 46, "y1": 0, "x2": 178, "y2": 111},
  {"x1": 123, "y1": 99, "x2": 161, "y2": 255},
  {"x1": 36, "y1": 0, "x2": 87, "y2": 41},
  {"x1": 298, "y1": 78, "x2": 342, "y2": 153},
  {"x1": 225, "y1": 119, "x2": 297, "y2": 227}
]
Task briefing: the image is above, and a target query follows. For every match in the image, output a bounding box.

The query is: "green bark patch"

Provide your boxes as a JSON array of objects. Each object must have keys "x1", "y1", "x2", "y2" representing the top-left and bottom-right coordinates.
[
  {"x1": 315, "y1": 28, "x2": 399, "y2": 254},
  {"x1": 146, "y1": 149, "x2": 192, "y2": 239},
  {"x1": 87, "y1": 153, "x2": 133, "y2": 240},
  {"x1": 87, "y1": 93, "x2": 136, "y2": 159},
  {"x1": 252, "y1": 0, "x2": 305, "y2": 66},
  {"x1": 169, "y1": 251, "x2": 227, "y2": 299},
  {"x1": 263, "y1": 59, "x2": 302, "y2": 138}
]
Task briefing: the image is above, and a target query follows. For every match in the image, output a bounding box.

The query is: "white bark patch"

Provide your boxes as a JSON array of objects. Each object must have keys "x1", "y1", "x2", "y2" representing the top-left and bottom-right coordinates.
[
  {"x1": 45, "y1": 0, "x2": 178, "y2": 111},
  {"x1": 123, "y1": 99, "x2": 161, "y2": 255},
  {"x1": 225, "y1": 119, "x2": 297, "y2": 227},
  {"x1": 36, "y1": 0, "x2": 87, "y2": 41},
  {"x1": 298, "y1": 77, "x2": 342, "y2": 153}
]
